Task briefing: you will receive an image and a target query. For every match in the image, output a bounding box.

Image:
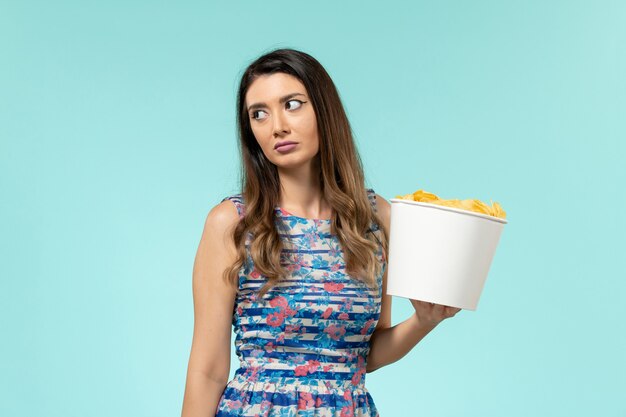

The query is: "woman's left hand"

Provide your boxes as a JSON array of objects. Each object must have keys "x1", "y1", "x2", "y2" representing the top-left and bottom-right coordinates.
[{"x1": 410, "y1": 299, "x2": 461, "y2": 327}]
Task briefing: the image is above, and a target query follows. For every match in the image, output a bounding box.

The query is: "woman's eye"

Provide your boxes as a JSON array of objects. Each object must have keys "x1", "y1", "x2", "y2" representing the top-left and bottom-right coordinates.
[
  {"x1": 286, "y1": 99, "x2": 304, "y2": 110},
  {"x1": 251, "y1": 100, "x2": 305, "y2": 120},
  {"x1": 251, "y1": 110, "x2": 268, "y2": 120}
]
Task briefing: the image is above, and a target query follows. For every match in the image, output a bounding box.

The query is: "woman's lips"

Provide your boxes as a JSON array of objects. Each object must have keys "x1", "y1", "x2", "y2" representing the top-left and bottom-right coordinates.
[{"x1": 275, "y1": 143, "x2": 298, "y2": 153}]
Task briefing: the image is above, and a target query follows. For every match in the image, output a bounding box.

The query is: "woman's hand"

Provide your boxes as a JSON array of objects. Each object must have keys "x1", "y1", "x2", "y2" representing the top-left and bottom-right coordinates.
[{"x1": 409, "y1": 299, "x2": 461, "y2": 327}]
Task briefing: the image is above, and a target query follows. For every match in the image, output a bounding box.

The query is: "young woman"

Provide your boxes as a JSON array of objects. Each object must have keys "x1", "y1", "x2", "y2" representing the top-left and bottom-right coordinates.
[{"x1": 181, "y1": 48, "x2": 460, "y2": 417}]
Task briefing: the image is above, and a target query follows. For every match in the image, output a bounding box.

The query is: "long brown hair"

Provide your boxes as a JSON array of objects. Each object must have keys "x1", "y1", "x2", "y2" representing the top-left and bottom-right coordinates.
[{"x1": 225, "y1": 47, "x2": 388, "y2": 299}]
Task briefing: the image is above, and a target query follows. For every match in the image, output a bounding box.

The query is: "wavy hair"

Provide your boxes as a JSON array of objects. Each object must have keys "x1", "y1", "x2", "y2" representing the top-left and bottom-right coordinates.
[{"x1": 224, "y1": 47, "x2": 388, "y2": 299}]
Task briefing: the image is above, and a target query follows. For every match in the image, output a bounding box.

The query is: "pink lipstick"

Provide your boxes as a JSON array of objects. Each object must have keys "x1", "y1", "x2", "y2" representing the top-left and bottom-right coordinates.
[{"x1": 274, "y1": 141, "x2": 298, "y2": 153}]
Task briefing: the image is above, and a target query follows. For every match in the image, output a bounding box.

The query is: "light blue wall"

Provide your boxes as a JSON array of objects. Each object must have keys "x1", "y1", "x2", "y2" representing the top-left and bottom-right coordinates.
[{"x1": 1, "y1": 1, "x2": 624, "y2": 416}]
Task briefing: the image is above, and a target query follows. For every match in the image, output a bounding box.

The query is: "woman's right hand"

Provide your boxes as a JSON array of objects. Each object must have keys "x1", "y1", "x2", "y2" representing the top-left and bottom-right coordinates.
[{"x1": 408, "y1": 298, "x2": 461, "y2": 328}]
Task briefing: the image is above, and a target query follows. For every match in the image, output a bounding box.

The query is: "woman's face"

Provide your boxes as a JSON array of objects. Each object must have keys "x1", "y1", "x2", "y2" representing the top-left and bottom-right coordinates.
[{"x1": 245, "y1": 73, "x2": 319, "y2": 170}]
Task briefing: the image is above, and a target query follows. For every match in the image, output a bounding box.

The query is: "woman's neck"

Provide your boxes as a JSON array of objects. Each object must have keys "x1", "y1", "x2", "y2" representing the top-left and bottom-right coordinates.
[{"x1": 277, "y1": 161, "x2": 331, "y2": 219}]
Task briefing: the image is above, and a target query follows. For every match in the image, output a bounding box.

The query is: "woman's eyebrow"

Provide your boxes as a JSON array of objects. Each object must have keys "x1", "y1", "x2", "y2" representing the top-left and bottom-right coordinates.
[{"x1": 247, "y1": 92, "x2": 306, "y2": 112}]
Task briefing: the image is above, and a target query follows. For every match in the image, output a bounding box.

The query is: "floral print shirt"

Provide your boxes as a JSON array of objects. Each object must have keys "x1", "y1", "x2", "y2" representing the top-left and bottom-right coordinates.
[{"x1": 215, "y1": 188, "x2": 385, "y2": 417}]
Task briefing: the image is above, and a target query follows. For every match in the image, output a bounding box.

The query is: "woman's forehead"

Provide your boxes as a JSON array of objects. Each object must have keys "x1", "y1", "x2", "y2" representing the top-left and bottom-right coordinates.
[{"x1": 246, "y1": 73, "x2": 307, "y2": 103}]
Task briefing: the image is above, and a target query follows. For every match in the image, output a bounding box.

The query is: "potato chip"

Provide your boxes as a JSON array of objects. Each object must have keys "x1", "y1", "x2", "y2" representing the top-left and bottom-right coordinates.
[
  {"x1": 413, "y1": 189, "x2": 439, "y2": 202},
  {"x1": 492, "y1": 201, "x2": 506, "y2": 219},
  {"x1": 396, "y1": 188, "x2": 506, "y2": 219}
]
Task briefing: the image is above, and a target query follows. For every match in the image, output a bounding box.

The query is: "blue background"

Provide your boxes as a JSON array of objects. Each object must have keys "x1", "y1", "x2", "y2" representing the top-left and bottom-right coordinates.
[{"x1": 1, "y1": 1, "x2": 624, "y2": 416}]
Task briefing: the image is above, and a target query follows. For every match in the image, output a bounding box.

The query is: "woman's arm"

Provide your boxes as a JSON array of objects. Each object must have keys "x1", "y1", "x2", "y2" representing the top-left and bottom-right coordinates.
[
  {"x1": 181, "y1": 201, "x2": 240, "y2": 417},
  {"x1": 366, "y1": 309, "x2": 438, "y2": 373},
  {"x1": 365, "y1": 194, "x2": 458, "y2": 373}
]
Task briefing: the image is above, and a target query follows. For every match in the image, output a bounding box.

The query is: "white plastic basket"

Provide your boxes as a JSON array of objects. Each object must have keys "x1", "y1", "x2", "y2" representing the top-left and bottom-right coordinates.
[{"x1": 386, "y1": 198, "x2": 508, "y2": 311}]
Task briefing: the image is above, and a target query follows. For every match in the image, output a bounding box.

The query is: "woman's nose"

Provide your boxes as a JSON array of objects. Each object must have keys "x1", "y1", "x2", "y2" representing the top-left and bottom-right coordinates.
[{"x1": 272, "y1": 110, "x2": 290, "y2": 136}]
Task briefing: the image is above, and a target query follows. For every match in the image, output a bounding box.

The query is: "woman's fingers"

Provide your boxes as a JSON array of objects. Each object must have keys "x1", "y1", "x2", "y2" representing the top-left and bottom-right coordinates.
[
  {"x1": 410, "y1": 299, "x2": 462, "y2": 326},
  {"x1": 444, "y1": 306, "x2": 461, "y2": 317},
  {"x1": 411, "y1": 300, "x2": 461, "y2": 322}
]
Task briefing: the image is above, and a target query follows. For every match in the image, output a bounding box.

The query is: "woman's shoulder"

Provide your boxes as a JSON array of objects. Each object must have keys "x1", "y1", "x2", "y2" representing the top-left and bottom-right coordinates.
[
  {"x1": 365, "y1": 188, "x2": 389, "y2": 212},
  {"x1": 207, "y1": 196, "x2": 242, "y2": 226},
  {"x1": 199, "y1": 199, "x2": 242, "y2": 250},
  {"x1": 367, "y1": 188, "x2": 390, "y2": 233},
  {"x1": 216, "y1": 189, "x2": 385, "y2": 221},
  {"x1": 219, "y1": 193, "x2": 246, "y2": 220}
]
